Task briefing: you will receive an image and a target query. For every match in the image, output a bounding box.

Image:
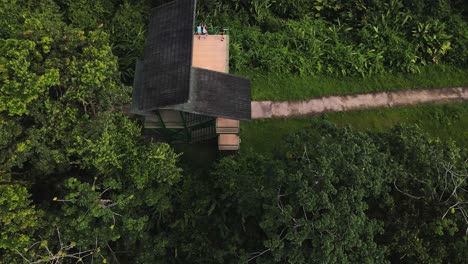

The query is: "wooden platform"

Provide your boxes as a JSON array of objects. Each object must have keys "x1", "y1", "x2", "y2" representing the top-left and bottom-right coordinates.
[
  {"x1": 218, "y1": 134, "x2": 240, "y2": 151},
  {"x1": 216, "y1": 118, "x2": 239, "y2": 134},
  {"x1": 192, "y1": 35, "x2": 229, "y2": 72},
  {"x1": 192, "y1": 35, "x2": 240, "y2": 151}
]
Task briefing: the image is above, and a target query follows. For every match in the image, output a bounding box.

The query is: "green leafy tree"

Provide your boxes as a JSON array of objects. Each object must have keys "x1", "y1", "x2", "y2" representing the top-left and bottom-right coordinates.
[
  {"x1": 0, "y1": 39, "x2": 60, "y2": 116},
  {"x1": 166, "y1": 122, "x2": 467, "y2": 263},
  {"x1": 167, "y1": 122, "x2": 390, "y2": 263},
  {"x1": 109, "y1": 1, "x2": 148, "y2": 84},
  {"x1": 0, "y1": 1, "x2": 183, "y2": 263},
  {"x1": 0, "y1": 184, "x2": 43, "y2": 263},
  {"x1": 370, "y1": 125, "x2": 468, "y2": 263}
]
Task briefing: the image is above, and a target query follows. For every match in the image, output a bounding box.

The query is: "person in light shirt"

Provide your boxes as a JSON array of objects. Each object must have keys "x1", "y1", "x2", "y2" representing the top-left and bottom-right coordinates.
[
  {"x1": 202, "y1": 24, "x2": 208, "y2": 39},
  {"x1": 196, "y1": 24, "x2": 202, "y2": 39}
]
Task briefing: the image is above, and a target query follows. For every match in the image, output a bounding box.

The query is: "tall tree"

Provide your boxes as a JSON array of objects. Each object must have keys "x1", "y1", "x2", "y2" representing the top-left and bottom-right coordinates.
[
  {"x1": 165, "y1": 122, "x2": 466, "y2": 263},
  {"x1": 0, "y1": 1, "x2": 183, "y2": 262}
]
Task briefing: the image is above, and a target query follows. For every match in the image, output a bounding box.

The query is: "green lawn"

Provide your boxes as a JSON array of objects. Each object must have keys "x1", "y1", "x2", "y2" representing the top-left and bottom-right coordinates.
[
  {"x1": 239, "y1": 64, "x2": 468, "y2": 100},
  {"x1": 240, "y1": 103, "x2": 468, "y2": 154}
]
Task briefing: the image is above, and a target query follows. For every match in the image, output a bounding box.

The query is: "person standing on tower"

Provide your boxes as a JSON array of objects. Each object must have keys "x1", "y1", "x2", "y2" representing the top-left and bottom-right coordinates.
[
  {"x1": 202, "y1": 24, "x2": 208, "y2": 39},
  {"x1": 220, "y1": 27, "x2": 225, "y2": 41},
  {"x1": 196, "y1": 24, "x2": 202, "y2": 39}
]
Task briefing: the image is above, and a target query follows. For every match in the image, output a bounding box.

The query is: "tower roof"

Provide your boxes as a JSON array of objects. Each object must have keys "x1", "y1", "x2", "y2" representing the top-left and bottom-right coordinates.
[{"x1": 132, "y1": 0, "x2": 251, "y2": 120}]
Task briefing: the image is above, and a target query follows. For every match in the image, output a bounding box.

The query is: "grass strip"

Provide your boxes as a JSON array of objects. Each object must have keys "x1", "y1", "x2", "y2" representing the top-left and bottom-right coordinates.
[
  {"x1": 239, "y1": 64, "x2": 468, "y2": 101},
  {"x1": 240, "y1": 103, "x2": 468, "y2": 154}
]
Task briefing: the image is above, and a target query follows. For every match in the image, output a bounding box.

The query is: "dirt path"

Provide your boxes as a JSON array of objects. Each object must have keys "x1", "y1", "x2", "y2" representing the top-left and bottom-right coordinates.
[{"x1": 251, "y1": 87, "x2": 468, "y2": 119}]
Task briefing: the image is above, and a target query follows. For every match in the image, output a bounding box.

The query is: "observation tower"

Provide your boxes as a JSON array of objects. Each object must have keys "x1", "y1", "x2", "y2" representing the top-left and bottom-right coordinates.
[{"x1": 131, "y1": 0, "x2": 251, "y2": 150}]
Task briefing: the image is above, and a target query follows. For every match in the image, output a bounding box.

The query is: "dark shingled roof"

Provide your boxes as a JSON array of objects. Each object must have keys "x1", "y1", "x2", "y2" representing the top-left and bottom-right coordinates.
[
  {"x1": 141, "y1": 0, "x2": 195, "y2": 109},
  {"x1": 132, "y1": 0, "x2": 251, "y2": 120},
  {"x1": 174, "y1": 68, "x2": 251, "y2": 120},
  {"x1": 131, "y1": 60, "x2": 145, "y2": 115}
]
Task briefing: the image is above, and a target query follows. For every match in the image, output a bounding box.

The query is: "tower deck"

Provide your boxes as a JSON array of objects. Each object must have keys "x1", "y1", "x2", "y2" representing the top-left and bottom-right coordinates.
[
  {"x1": 192, "y1": 35, "x2": 229, "y2": 72},
  {"x1": 192, "y1": 35, "x2": 240, "y2": 151}
]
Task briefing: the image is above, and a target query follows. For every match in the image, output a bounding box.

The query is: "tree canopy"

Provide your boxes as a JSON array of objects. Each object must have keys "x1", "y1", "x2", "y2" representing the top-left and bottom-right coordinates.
[
  {"x1": 1, "y1": 0, "x2": 467, "y2": 263},
  {"x1": 165, "y1": 122, "x2": 467, "y2": 263},
  {"x1": 1, "y1": 1, "x2": 181, "y2": 262}
]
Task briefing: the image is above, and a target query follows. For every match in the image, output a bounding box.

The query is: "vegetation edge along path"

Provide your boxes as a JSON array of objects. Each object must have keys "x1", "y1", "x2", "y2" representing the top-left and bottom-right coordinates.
[{"x1": 251, "y1": 87, "x2": 468, "y2": 119}]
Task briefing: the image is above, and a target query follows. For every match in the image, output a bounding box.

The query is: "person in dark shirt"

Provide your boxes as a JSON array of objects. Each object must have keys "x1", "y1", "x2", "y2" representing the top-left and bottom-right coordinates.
[{"x1": 220, "y1": 27, "x2": 225, "y2": 41}]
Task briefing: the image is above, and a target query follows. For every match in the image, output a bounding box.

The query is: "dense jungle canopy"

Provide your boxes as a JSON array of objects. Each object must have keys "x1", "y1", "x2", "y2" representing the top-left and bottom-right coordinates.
[{"x1": 1, "y1": 0, "x2": 467, "y2": 263}]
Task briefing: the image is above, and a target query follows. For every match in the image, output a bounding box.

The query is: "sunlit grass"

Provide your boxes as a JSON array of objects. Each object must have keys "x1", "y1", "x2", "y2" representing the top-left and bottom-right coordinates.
[
  {"x1": 240, "y1": 103, "x2": 468, "y2": 154},
  {"x1": 238, "y1": 64, "x2": 468, "y2": 100}
]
